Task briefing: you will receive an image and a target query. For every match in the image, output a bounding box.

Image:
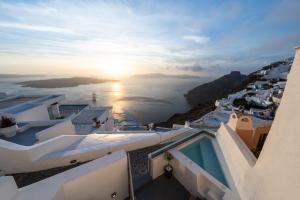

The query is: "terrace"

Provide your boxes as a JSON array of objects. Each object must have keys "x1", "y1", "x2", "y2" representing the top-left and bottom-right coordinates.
[
  {"x1": 0, "y1": 126, "x2": 52, "y2": 146},
  {"x1": 122, "y1": 126, "x2": 148, "y2": 131},
  {"x1": 0, "y1": 96, "x2": 40, "y2": 110},
  {"x1": 72, "y1": 109, "x2": 107, "y2": 124},
  {"x1": 59, "y1": 104, "x2": 88, "y2": 118},
  {"x1": 71, "y1": 107, "x2": 113, "y2": 134},
  {"x1": 125, "y1": 143, "x2": 198, "y2": 200},
  {"x1": 120, "y1": 125, "x2": 172, "y2": 132},
  {"x1": 124, "y1": 132, "x2": 206, "y2": 199},
  {"x1": 0, "y1": 95, "x2": 65, "y2": 119},
  {"x1": 132, "y1": 130, "x2": 238, "y2": 199},
  {"x1": 134, "y1": 175, "x2": 193, "y2": 200}
]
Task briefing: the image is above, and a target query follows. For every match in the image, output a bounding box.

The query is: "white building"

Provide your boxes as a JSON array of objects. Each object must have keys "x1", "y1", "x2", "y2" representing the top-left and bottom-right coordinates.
[
  {"x1": 0, "y1": 95, "x2": 116, "y2": 142},
  {"x1": 0, "y1": 95, "x2": 65, "y2": 122}
]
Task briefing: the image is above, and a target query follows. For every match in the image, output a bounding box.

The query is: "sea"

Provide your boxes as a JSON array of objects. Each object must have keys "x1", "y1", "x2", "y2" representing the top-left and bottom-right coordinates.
[{"x1": 0, "y1": 76, "x2": 212, "y2": 124}]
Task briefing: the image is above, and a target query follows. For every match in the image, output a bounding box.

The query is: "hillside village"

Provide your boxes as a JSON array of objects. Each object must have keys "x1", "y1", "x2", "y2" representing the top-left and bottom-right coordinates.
[{"x1": 191, "y1": 58, "x2": 293, "y2": 155}]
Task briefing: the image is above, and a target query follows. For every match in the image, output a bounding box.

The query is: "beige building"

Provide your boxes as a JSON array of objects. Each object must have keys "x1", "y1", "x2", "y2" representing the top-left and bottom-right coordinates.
[{"x1": 227, "y1": 112, "x2": 272, "y2": 152}]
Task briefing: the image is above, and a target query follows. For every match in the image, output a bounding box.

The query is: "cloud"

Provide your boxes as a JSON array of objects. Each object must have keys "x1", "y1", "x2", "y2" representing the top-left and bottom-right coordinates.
[
  {"x1": 183, "y1": 35, "x2": 210, "y2": 44},
  {"x1": 0, "y1": 22, "x2": 76, "y2": 35},
  {"x1": 163, "y1": 63, "x2": 223, "y2": 74},
  {"x1": 0, "y1": 0, "x2": 298, "y2": 77},
  {"x1": 176, "y1": 64, "x2": 204, "y2": 72}
]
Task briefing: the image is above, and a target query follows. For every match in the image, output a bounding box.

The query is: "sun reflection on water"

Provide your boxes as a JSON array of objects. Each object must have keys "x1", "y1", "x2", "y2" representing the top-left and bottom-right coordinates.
[
  {"x1": 112, "y1": 82, "x2": 123, "y2": 97},
  {"x1": 110, "y1": 82, "x2": 126, "y2": 120}
]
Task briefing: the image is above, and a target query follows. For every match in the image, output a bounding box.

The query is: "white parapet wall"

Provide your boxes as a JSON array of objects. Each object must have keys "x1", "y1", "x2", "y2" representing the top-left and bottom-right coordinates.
[
  {"x1": 150, "y1": 153, "x2": 168, "y2": 179},
  {"x1": 171, "y1": 149, "x2": 227, "y2": 199},
  {"x1": 149, "y1": 133, "x2": 239, "y2": 200},
  {"x1": 240, "y1": 46, "x2": 300, "y2": 200},
  {"x1": 170, "y1": 146, "x2": 233, "y2": 199},
  {"x1": 0, "y1": 127, "x2": 194, "y2": 174},
  {"x1": 0, "y1": 135, "x2": 84, "y2": 174},
  {"x1": 14, "y1": 104, "x2": 50, "y2": 122},
  {"x1": 1, "y1": 150, "x2": 128, "y2": 200},
  {"x1": 36, "y1": 119, "x2": 76, "y2": 142},
  {"x1": 0, "y1": 176, "x2": 18, "y2": 200},
  {"x1": 215, "y1": 123, "x2": 256, "y2": 196}
]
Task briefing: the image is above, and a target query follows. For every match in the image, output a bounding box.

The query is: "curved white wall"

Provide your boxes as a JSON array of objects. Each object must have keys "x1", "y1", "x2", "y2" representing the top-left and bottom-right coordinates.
[
  {"x1": 243, "y1": 47, "x2": 300, "y2": 199},
  {"x1": 5, "y1": 150, "x2": 128, "y2": 200},
  {"x1": 15, "y1": 104, "x2": 50, "y2": 122},
  {"x1": 36, "y1": 119, "x2": 76, "y2": 142},
  {"x1": 216, "y1": 123, "x2": 256, "y2": 197},
  {"x1": 0, "y1": 127, "x2": 193, "y2": 174}
]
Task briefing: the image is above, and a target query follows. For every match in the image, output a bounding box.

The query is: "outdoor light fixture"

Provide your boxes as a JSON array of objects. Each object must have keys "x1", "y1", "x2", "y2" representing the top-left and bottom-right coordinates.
[{"x1": 111, "y1": 192, "x2": 117, "y2": 199}]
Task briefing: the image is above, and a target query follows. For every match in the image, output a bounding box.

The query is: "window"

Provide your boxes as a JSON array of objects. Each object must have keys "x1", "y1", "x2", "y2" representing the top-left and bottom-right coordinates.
[
  {"x1": 241, "y1": 117, "x2": 249, "y2": 122},
  {"x1": 257, "y1": 133, "x2": 268, "y2": 151}
]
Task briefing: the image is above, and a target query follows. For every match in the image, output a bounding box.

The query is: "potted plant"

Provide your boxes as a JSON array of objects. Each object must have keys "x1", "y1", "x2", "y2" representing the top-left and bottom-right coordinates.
[
  {"x1": 164, "y1": 152, "x2": 173, "y2": 179},
  {"x1": 93, "y1": 117, "x2": 101, "y2": 128},
  {"x1": 0, "y1": 116, "x2": 17, "y2": 138}
]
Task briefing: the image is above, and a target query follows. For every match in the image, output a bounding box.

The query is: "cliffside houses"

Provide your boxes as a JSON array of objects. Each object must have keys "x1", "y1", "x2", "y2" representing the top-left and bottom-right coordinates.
[
  {"x1": 0, "y1": 95, "x2": 115, "y2": 143},
  {"x1": 192, "y1": 57, "x2": 291, "y2": 131},
  {"x1": 227, "y1": 112, "x2": 272, "y2": 153}
]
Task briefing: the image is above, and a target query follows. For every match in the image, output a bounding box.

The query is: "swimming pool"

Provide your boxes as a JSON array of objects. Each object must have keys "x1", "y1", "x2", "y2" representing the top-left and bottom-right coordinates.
[{"x1": 180, "y1": 137, "x2": 229, "y2": 187}]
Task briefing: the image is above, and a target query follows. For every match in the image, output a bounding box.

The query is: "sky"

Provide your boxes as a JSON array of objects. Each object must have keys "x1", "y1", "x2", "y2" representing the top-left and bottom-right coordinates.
[{"x1": 0, "y1": 0, "x2": 299, "y2": 79}]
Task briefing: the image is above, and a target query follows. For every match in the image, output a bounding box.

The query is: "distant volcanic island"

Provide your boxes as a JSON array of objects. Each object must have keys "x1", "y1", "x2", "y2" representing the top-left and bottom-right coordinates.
[{"x1": 18, "y1": 77, "x2": 117, "y2": 88}]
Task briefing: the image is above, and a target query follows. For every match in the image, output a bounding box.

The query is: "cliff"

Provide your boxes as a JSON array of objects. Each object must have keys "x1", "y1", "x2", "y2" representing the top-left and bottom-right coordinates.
[{"x1": 185, "y1": 71, "x2": 247, "y2": 107}]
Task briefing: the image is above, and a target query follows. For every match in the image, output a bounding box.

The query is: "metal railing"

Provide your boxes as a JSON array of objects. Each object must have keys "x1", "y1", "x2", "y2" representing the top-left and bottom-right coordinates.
[
  {"x1": 127, "y1": 153, "x2": 135, "y2": 200},
  {"x1": 147, "y1": 130, "x2": 210, "y2": 176},
  {"x1": 149, "y1": 130, "x2": 207, "y2": 159}
]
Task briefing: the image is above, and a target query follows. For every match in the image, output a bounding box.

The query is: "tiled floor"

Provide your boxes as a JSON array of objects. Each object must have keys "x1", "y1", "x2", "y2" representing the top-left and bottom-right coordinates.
[{"x1": 134, "y1": 175, "x2": 192, "y2": 200}]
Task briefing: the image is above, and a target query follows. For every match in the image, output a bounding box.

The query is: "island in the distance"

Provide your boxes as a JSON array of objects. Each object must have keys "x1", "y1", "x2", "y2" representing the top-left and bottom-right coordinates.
[
  {"x1": 18, "y1": 77, "x2": 117, "y2": 88},
  {"x1": 130, "y1": 73, "x2": 202, "y2": 79}
]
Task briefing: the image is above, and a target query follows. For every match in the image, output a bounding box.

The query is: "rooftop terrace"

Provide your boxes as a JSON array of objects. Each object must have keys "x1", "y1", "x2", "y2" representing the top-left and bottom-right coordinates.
[
  {"x1": 0, "y1": 95, "x2": 65, "y2": 114},
  {"x1": 0, "y1": 96, "x2": 40, "y2": 110},
  {"x1": 5, "y1": 103, "x2": 39, "y2": 114},
  {"x1": 129, "y1": 144, "x2": 168, "y2": 189},
  {"x1": 0, "y1": 126, "x2": 51, "y2": 146},
  {"x1": 72, "y1": 108, "x2": 107, "y2": 124},
  {"x1": 59, "y1": 104, "x2": 88, "y2": 118}
]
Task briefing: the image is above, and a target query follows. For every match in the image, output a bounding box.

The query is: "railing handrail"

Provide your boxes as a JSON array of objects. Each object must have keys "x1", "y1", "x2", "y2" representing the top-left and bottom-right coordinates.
[
  {"x1": 127, "y1": 153, "x2": 135, "y2": 200},
  {"x1": 149, "y1": 130, "x2": 207, "y2": 159}
]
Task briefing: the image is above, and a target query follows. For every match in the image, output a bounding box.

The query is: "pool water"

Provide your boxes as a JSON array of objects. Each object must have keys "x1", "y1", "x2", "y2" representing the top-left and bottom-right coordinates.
[{"x1": 180, "y1": 137, "x2": 229, "y2": 187}]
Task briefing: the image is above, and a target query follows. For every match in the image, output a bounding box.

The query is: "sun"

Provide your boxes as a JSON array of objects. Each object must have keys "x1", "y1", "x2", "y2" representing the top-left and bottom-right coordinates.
[
  {"x1": 105, "y1": 65, "x2": 127, "y2": 78},
  {"x1": 97, "y1": 55, "x2": 131, "y2": 79}
]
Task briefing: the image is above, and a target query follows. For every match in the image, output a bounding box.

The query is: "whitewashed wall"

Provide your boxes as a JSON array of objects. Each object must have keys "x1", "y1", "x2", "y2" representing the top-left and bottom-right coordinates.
[
  {"x1": 0, "y1": 176, "x2": 17, "y2": 200},
  {"x1": 242, "y1": 47, "x2": 300, "y2": 199},
  {"x1": 15, "y1": 105, "x2": 50, "y2": 122},
  {"x1": 0, "y1": 135, "x2": 83, "y2": 174},
  {"x1": 0, "y1": 128, "x2": 192, "y2": 174},
  {"x1": 150, "y1": 154, "x2": 167, "y2": 179},
  {"x1": 63, "y1": 151, "x2": 128, "y2": 200},
  {"x1": 216, "y1": 123, "x2": 256, "y2": 196},
  {"x1": 2, "y1": 150, "x2": 128, "y2": 200},
  {"x1": 36, "y1": 120, "x2": 76, "y2": 142}
]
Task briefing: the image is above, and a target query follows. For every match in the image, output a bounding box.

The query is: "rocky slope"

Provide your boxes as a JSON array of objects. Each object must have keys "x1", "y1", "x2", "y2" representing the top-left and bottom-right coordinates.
[{"x1": 185, "y1": 71, "x2": 247, "y2": 107}]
